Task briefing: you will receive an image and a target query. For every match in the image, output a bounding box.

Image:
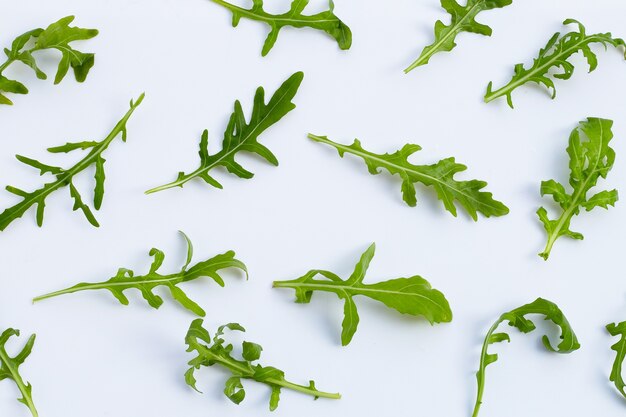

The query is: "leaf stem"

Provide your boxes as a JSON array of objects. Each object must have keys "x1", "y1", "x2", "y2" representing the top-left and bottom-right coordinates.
[{"x1": 472, "y1": 318, "x2": 503, "y2": 417}]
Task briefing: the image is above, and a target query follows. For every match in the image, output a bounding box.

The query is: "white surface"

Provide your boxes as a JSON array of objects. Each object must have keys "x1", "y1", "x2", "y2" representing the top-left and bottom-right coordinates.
[{"x1": 1, "y1": 0, "x2": 626, "y2": 416}]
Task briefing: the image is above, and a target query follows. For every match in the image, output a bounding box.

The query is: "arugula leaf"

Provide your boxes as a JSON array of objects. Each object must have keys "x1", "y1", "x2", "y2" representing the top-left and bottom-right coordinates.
[
  {"x1": 273, "y1": 243, "x2": 452, "y2": 345},
  {"x1": 146, "y1": 72, "x2": 303, "y2": 194},
  {"x1": 0, "y1": 94, "x2": 144, "y2": 231},
  {"x1": 185, "y1": 319, "x2": 340, "y2": 411},
  {"x1": 537, "y1": 118, "x2": 617, "y2": 260},
  {"x1": 208, "y1": 0, "x2": 351, "y2": 56},
  {"x1": 405, "y1": 0, "x2": 513, "y2": 73},
  {"x1": 33, "y1": 232, "x2": 247, "y2": 317},
  {"x1": 0, "y1": 16, "x2": 98, "y2": 105},
  {"x1": 308, "y1": 134, "x2": 508, "y2": 220},
  {"x1": 472, "y1": 298, "x2": 579, "y2": 417},
  {"x1": 0, "y1": 328, "x2": 38, "y2": 417},
  {"x1": 607, "y1": 321, "x2": 626, "y2": 399},
  {"x1": 485, "y1": 19, "x2": 626, "y2": 108}
]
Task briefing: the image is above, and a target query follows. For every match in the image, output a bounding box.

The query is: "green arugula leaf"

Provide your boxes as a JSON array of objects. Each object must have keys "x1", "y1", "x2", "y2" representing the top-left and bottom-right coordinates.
[
  {"x1": 0, "y1": 16, "x2": 98, "y2": 105},
  {"x1": 405, "y1": 0, "x2": 513, "y2": 73},
  {"x1": 308, "y1": 134, "x2": 509, "y2": 220},
  {"x1": 273, "y1": 243, "x2": 452, "y2": 345},
  {"x1": 485, "y1": 19, "x2": 626, "y2": 108},
  {"x1": 0, "y1": 328, "x2": 38, "y2": 417},
  {"x1": 146, "y1": 72, "x2": 303, "y2": 194},
  {"x1": 0, "y1": 94, "x2": 144, "y2": 231},
  {"x1": 185, "y1": 319, "x2": 340, "y2": 411},
  {"x1": 33, "y1": 232, "x2": 247, "y2": 317},
  {"x1": 472, "y1": 298, "x2": 579, "y2": 417},
  {"x1": 607, "y1": 321, "x2": 626, "y2": 399},
  {"x1": 537, "y1": 118, "x2": 617, "y2": 260},
  {"x1": 208, "y1": 0, "x2": 351, "y2": 56}
]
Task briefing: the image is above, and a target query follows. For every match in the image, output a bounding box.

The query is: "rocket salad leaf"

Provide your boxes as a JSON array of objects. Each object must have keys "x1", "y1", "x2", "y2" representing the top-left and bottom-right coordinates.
[
  {"x1": 0, "y1": 328, "x2": 38, "y2": 417},
  {"x1": 606, "y1": 321, "x2": 626, "y2": 400}
]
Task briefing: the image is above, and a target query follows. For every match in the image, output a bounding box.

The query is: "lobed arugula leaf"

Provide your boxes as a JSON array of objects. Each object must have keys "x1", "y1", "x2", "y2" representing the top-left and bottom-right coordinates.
[
  {"x1": 472, "y1": 298, "x2": 579, "y2": 417},
  {"x1": 308, "y1": 134, "x2": 508, "y2": 220},
  {"x1": 537, "y1": 118, "x2": 617, "y2": 260},
  {"x1": 0, "y1": 16, "x2": 98, "y2": 105},
  {"x1": 33, "y1": 232, "x2": 247, "y2": 317},
  {"x1": 208, "y1": 0, "x2": 351, "y2": 56},
  {"x1": 0, "y1": 328, "x2": 38, "y2": 417},
  {"x1": 273, "y1": 243, "x2": 452, "y2": 345},
  {"x1": 405, "y1": 0, "x2": 513, "y2": 73},
  {"x1": 146, "y1": 72, "x2": 303, "y2": 194},
  {"x1": 485, "y1": 19, "x2": 626, "y2": 108},
  {"x1": 185, "y1": 319, "x2": 340, "y2": 411},
  {"x1": 0, "y1": 94, "x2": 144, "y2": 231},
  {"x1": 607, "y1": 321, "x2": 626, "y2": 400}
]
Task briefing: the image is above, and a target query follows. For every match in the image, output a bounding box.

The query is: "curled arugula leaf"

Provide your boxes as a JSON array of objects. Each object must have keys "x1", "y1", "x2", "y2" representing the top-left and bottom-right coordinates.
[
  {"x1": 33, "y1": 232, "x2": 247, "y2": 317},
  {"x1": 146, "y1": 72, "x2": 303, "y2": 194},
  {"x1": 607, "y1": 321, "x2": 626, "y2": 399},
  {"x1": 185, "y1": 319, "x2": 340, "y2": 411},
  {"x1": 208, "y1": 0, "x2": 351, "y2": 56},
  {"x1": 0, "y1": 16, "x2": 98, "y2": 106},
  {"x1": 308, "y1": 134, "x2": 508, "y2": 220},
  {"x1": 485, "y1": 19, "x2": 626, "y2": 108},
  {"x1": 0, "y1": 328, "x2": 38, "y2": 417},
  {"x1": 472, "y1": 298, "x2": 579, "y2": 417},
  {"x1": 537, "y1": 118, "x2": 617, "y2": 260},
  {"x1": 273, "y1": 243, "x2": 452, "y2": 345},
  {"x1": 405, "y1": 0, "x2": 513, "y2": 73}
]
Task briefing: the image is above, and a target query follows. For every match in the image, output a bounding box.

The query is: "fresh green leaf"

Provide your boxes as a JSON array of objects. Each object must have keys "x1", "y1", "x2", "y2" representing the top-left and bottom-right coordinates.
[
  {"x1": 537, "y1": 118, "x2": 617, "y2": 260},
  {"x1": 485, "y1": 19, "x2": 626, "y2": 107},
  {"x1": 607, "y1": 321, "x2": 626, "y2": 400},
  {"x1": 185, "y1": 319, "x2": 340, "y2": 411},
  {"x1": 0, "y1": 16, "x2": 98, "y2": 106},
  {"x1": 146, "y1": 72, "x2": 303, "y2": 194},
  {"x1": 405, "y1": 0, "x2": 513, "y2": 73},
  {"x1": 274, "y1": 243, "x2": 452, "y2": 345},
  {"x1": 308, "y1": 134, "x2": 509, "y2": 221},
  {"x1": 472, "y1": 298, "x2": 579, "y2": 417},
  {"x1": 208, "y1": 0, "x2": 351, "y2": 56},
  {"x1": 0, "y1": 328, "x2": 38, "y2": 417},
  {"x1": 0, "y1": 94, "x2": 144, "y2": 231},
  {"x1": 33, "y1": 232, "x2": 247, "y2": 316}
]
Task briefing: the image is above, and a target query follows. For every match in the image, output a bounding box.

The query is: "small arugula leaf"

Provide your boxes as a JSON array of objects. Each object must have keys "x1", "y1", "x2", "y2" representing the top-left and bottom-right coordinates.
[
  {"x1": 405, "y1": 0, "x2": 513, "y2": 73},
  {"x1": 472, "y1": 298, "x2": 579, "y2": 417},
  {"x1": 0, "y1": 16, "x2": 98, "y2": 105},
  {"x1": 33, "y1": 232, "x2": 247, "y2": 316},
  {"x1": 146, "y1": 72, "x2": 303, "y2": 194},
  {"x1": 208, "y1": 0, "x2": 351, "y2": 56},
  {"x1": 0, "y1": 94, "x2": 144, "y2": 231},
  {"x1": 274, "y1": 243, "x2": 452, "y2": 345},
  {"x1": 185, "y1": 319, "x2": 340, "y2": 411},
  {"x1": 0, "y1": 328, "x2": 38, "y2": 417},
  {"x1": 485, "y1": 19, "x2": 626, "y2": 107},
  {"x1": 308, "y1": 134, "x2": 508, "y2": 220},
  {"x1": 537, "y1": 118, "x2": 617, "y2": 260},
  {"x1": 607, "y1": 321, "x2": 626, "y2": 400}
]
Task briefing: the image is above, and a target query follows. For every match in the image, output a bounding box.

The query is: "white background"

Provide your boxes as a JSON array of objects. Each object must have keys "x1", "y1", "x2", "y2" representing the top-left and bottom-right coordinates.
[{"x1": 1, "y1": 0, "x2": 626, "y2": 416}]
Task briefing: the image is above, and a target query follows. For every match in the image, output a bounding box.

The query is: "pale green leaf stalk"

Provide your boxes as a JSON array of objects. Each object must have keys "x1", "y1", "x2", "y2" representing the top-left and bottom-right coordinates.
[
  {"x1": 185, "y1": 319, "x2": 340, "y2": 411},
  {"x1": 33, "y1": 232, "x2": 247, "y2": 316},
  {"x1": 472, "y1": 298, "x2": 579, "y2": 417},
  {"x1": 208, "y1": 0, "x2": 351, "y2": 56},
  {"x1": 0, "y1": 16, "x2": 98, "y2": 105},
  {"x1": 274, "y1": 243, "x2": 452, "y2": 345},
  {"x1": 537, "y1": 118, "x2": 617, "y2": 260},
  {"x1": 0, "y1": 329, "x2": 38, "y2": 417},
  {"x1": 606, "y1": 321, "x2": 626, "y2": 399}
]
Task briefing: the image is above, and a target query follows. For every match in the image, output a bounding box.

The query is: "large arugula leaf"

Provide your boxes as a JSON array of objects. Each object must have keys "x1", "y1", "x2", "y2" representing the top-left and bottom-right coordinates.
[
  {"x1": 33, "y1": 232, "x2": 247, "y2": 317},
  {"x1": 0, "y1": 94, "x2": 144, "y2": 231},
  {"x1": 537, "y1": 118, "x2": 617, "y2": 260},
  {"x1": 0, "y1": 16, "x2": 98, "y2": 105},
  {"x1": 607, "y1": 321, "x2": 626, "y2": 400},
  {"x1": 405, "y1": 0, "x2": 513, "y2": 73},
  {"x1": 472, "y1": 298, "x2": 579, "y2": 417},
  {"x1": 0, "y1": 328, "x2": 38, "y2": 417},
  {"x1": 146, "y1": 72, "x2": 303, "y2": 194},
  {"x1": 208, "y1": 0, "x2": 351, "y2": 56},
  {"x1": 185, "y1": 319, "x2": 340, "y2": 411},
  {"x1": 273, "y1": 243, "x2": 452, "y2": 345},
  {"x1": 308, "y1": 134, "x2": 508, "y2": 220},
  {"x1": 485, "y1": 19, "x2": 626, "y2": 108}
]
